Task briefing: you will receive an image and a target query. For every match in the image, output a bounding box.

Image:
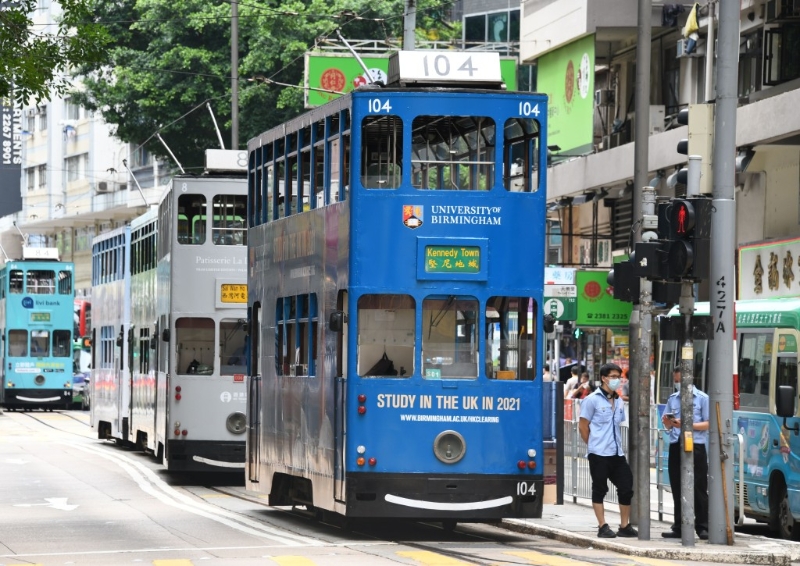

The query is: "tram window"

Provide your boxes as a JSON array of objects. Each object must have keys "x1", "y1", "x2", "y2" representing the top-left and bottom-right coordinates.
[
  {"x1": 9, "y1": 269, "x2": 23, "y2": 293},
  {"x1": 503, "y1": 118, "x2": 540, "y2": 192},
  {"x1": 99, "y1": 325, "x2": 114, "y2": 369},
  {"x1": 739, "y1": 331, "x2": 773, "y2": 411},
  {"x1": 422, "y1": 296, "x2": 478, "y2": 380},
  {"x1": 27, "y1": 270, "x2": 55, "y2": 294},
  {"x1": 361, "y1": 116, "x2": 402, "y2": 189},
  {"x1": 274, "y1": 294, "x2": 318, "y2": 377},
  {"x1": 357, "y1": 294, "x2": 414, "y2": 378},
  {"x1": 53, "y1": 330, "x2": 71, "y2": 357},
  {"x1": 312, "y1": 143, "x2": 324, "y2": 207},
  {"x1": 177, "y1": 194, "x2": 206, "y2": 245},
  {"x1": 31, "y1": 330, "x2": 50, "y2": 357},
  {"x1": 221, "y1": 318, "x2": 248, "y2": 375},
  {"x1": 411, "y1": 116, "x2": 495, "y2": 191},
  {"x1": 212, "y1": 194, "x2": 247, "y2": 245},
  {"x1": 138, "y1": 328, "x2": 150, "y2": 375},
  {"x1": 276, "y1": 160, "x2": 287, "y2": 219},
  {"x1": 485, "y1": 296, "x2": 536, "y2": 380},
  {"x1": 8, "y1": 330, "x2": 27, "y2": 357},
  {"x1": 58, "y1": 270, "x2": 73, "y2": 294},
  {"x1": 176, "y1": 317, "x2": 215, "y2": 375}
]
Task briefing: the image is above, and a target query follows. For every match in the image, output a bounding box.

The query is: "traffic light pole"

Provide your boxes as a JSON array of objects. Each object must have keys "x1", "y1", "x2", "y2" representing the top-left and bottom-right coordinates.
[
  {"x1": 708, "y1": 0, "x2": 738, "y2": 545},
  {"x1": 679, "y1": 283, "x2": 696, "y2": 547}
]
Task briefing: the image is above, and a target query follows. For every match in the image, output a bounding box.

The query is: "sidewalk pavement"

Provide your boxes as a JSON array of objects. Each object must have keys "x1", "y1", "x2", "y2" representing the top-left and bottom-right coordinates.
[{"x1": 502, "y1": 499, "x2": 800, "y2": 566}]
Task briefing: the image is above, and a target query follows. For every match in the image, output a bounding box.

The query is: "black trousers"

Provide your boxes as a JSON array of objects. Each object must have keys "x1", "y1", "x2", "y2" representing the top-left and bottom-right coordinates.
[
  {"x1": 668, "y1": 441, "x2": 709, "y2": 532},
  {"x1": 588, "y1": 453, "x2": 634, "y2": 505}
]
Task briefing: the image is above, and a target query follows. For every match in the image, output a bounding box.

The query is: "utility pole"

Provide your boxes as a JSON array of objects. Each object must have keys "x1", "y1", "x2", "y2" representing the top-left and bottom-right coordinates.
[
  {"x1": 631, "y1": 0, "x2": 653, "y2": 539},
  {"x1": 403, "y1": 0, "x2": 416, "y2": 50},
  {"x1": 678, "y1": 282, "x2": 695, "y2": 548},
  {"x1": 231, "y1": 0, "x2": 239, "y2": 149},
  {"x1": 708, "y1": 0, "x2": 738, "y2": 546}
]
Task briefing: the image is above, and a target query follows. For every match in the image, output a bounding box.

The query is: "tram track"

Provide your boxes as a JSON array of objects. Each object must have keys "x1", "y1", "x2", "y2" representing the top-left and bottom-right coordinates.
[{"x1": 11, "y1": 408, "x2": 94, "y2": 439}]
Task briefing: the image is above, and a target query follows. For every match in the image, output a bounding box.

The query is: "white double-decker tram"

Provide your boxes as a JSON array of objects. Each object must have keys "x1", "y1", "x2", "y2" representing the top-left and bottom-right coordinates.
[{"x1": 92, "y1": 151, "x2": 249, "y2": 471}]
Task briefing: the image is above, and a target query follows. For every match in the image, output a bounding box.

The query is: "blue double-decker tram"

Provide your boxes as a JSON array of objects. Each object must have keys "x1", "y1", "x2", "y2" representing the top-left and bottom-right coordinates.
[
  {"x1": 0, "y1": 247, "x2": 75, "y2": 411},
  {"x1": 246, "y1": 51, "x2": 549, "y2": 524}
]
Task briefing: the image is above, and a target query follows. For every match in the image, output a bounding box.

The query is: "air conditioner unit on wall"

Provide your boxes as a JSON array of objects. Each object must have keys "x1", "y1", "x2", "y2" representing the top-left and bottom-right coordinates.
[
  {"x1": 97, "y1": 181, "x2": 109, "y2": 193},
  {"x1": 594, "y1": 89, "x2": 615, "y2": 107}
]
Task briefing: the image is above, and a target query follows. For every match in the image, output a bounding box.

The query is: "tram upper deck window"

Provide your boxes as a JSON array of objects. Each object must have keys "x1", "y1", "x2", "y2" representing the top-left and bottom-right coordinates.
[
  {"x1": 58, "y1": 270, "x2": 73, "y2": 294},
  {"x1": 503, "y1": 118, "x2": 540, "y2": 192},
  {"x1": 178, "y1": 194, "x2": 206, "y2": 245},
  {"x1": 411, "y1": 116, "x2": 495, "y2": 191},
  {"x1": 27, "y1": 270, "x2": 55, "y2": 294},
  {"x1": 176, "y1": 317, "x2": 215, "y2": 375},
  {"x1": 486, "y1": 296, "x2": 536, "y2": 380},
  {"x1": 422, "y1": 296, "x2": 478, "y2": 380},
  {"x1": 9, "y1": 270, "x2": 23, "y2": 293},
  {"x1": 357, "y1": 294, "x2": 415, "y2": 378},
  {"x1": 8, "y1": 329, "x2": 27, "y2": 356},
  {"x1": 212, "y1": 195, "x2": 247, "y2": 245},
  {"x1": 361, "y1": 116, "x2": 402, "y2": 189}
]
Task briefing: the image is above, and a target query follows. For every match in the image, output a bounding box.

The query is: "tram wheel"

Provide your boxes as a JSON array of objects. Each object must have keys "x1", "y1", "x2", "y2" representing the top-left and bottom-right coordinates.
[{"x1": 442, "y1": 520, "x2": 457, "y2": 532}]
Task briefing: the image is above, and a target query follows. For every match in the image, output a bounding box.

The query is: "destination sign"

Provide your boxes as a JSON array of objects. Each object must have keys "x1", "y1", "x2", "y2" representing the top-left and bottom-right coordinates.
[
  {"x1": 220, "y1": 283, "x2": 248, "y2": 303},
  {"x1": 425, "y1": 246, "x2": 480, "y2": 274},
  {"x1": 30, "y1": 312, "x2": 50, "y2": 322}
]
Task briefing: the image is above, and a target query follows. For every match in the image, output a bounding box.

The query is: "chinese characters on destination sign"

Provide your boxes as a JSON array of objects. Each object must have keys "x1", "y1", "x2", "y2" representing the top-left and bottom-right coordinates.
[{"x1": 425, "y1": 246, "x2": 480, "y2": 274}]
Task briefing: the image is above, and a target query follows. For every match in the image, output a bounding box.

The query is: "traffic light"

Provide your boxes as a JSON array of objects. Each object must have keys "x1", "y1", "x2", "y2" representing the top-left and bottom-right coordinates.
[
  {"x1": 665, "y1": 197, "x2": 712, "y2": 280},
  {"x1": 672, "y1": 104, "x2": 714, "y2": 194},
  {"x1": 607, "y1": 259, "x2": 639, "y2": 303}
]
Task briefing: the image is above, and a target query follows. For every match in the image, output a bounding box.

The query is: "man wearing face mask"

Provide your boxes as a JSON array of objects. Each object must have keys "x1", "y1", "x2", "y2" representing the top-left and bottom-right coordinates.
[
  {"x1": 579, "y1": 362, "x2": 637, "y2": 538},
  {"x1": 661, "y1": 366, "x2": 709, "y2": 540}
]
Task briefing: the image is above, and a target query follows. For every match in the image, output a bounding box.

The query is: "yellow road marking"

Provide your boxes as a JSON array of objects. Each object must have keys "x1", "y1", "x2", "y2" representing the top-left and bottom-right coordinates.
[
  {"x1": 153, "y1": 561, "x2": 194, "y2": 566},
  {"x1": 397, "y1": 551, "x2": 474, "y2": 565},
  {"x1": 505, "y1": 550, "x2": 595, "y2": 566},
  {"x1": 268, "y1": 557, "x2": 318, "y2": 566}
]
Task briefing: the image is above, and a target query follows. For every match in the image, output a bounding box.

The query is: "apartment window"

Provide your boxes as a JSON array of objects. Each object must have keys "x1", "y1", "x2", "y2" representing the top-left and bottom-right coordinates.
[
  {"x1": 26, "y1": 114, "x2": 35, "y2": 133},
  {"x1": 65, "y1": 154, "x2": 85, "y2": 182},
  {"x1": 132, "y1": 145, "x2": 152, "y2": 168},
  {"x1": 37, "y1": 165, "x2": 46, "y2": 189},
  {"x1": 64, "y1": 99, "x2": 81, "y2": 120},
  {"x1": 739, "y1": 31, "x2": 763, "y2": 97},
  {"x1": 26, "y1": 167, "x2": 35, "y2": 191},
  {"x1": 764, "y1": 25, "x2": 800, "y2": 86},
  {"x1": 463, "y1": 9, "x2": 520, "y2": 47},
  {"x1": 39, "y1": 107, "x2": 47, "y2": 131}
]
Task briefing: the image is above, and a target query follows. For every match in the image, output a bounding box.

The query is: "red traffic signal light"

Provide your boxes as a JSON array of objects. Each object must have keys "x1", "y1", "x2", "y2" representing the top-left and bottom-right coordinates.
[{"x1": 669, "y1": 199, "x2": 696, "y2": 238}]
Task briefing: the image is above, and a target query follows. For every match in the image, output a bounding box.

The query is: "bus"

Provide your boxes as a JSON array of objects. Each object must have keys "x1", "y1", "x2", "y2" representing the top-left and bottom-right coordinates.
[
  {"x1": 246, "y1": 51, "x2": 549, "y2": 524},
  {"x1": 0, "y1": 248, "x2": 75, "y2": 410},
  {"x1": 91, "y1": 151, "x2": 249, "y2": 471},
  {"x1": 90, "y1": 225, "x2": 131, "y2": 435},
  {"x1": 657, "y1": 298, "x2": 800, "y2": 540},
  {"x1": 74, "y1": 298, "x2": 91, "y2": 339}
]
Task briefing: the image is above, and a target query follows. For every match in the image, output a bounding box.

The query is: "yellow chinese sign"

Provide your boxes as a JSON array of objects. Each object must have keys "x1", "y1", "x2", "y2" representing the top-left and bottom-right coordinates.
[
  {"x1": 425, "y1": 246, "x2": 480, "y2": 273},
  {"x1": 220, "y1": 283, "x2": 248, "y2": 303}
]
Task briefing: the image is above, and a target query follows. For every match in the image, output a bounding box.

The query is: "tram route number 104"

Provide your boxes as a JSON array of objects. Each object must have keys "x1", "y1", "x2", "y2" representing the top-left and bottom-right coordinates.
[{"x1": 368, "y1": 98, "x2": 541, "y2": 118}]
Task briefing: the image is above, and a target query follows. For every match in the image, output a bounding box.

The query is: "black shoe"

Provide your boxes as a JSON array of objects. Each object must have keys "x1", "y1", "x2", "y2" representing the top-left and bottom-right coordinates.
[
  {"x1": 661, "y1": 530, "x2": 681, "y2": 538},
  {"x1": 598, "y1": 523, "x2": 617, "y2": 538},
  {"x1": 617, "y1": 523, "x2": 638, "y2": 537},
  {"x1": 697, "y1": 530, "x2": 709, "y2": 540}
]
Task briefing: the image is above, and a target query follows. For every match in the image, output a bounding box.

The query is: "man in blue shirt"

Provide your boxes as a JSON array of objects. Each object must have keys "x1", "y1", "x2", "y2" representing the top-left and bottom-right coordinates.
[
  {"x1": 579, "y1": 362, "x2": 637, "y2": 538},
  {"x1": 661, "y1": 366, "x2": 709, "y2": 540}
]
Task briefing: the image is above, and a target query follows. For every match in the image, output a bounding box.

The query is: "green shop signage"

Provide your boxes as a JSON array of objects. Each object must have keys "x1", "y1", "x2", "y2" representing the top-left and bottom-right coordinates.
[
  {"x1": 537, "y1": 34, "x2": 595, "y2": 155},
  {"x1": 575, "y1": 270, "x2": 632, "y2": 327},
  {"x1": 304, "y1": 53, "x2": 519, "y2": 108}
]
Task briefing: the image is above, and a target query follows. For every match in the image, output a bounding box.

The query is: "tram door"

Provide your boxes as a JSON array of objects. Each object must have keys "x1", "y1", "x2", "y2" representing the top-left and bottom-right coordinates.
[
  {"x1": 247, "y1": 303, "x2": 261, "y2": 483},
  {"x1": 334, "y1": 291, "x2": 348, "y2": 502}
]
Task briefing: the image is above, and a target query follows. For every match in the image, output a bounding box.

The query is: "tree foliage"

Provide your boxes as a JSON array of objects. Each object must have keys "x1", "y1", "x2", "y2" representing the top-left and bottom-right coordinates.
[
  {"x1": 0, "y1": 0, "x2": 109, "y2": 104},
  {"x1": 74, "y1": 0, "x2": 460, "y2": 172}
]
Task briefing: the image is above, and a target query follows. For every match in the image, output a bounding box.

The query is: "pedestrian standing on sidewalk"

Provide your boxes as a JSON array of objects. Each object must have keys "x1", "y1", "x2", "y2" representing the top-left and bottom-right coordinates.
[
  {"x1": 578, "y1": 362, "x2": 637, "y2": 539},
  {"x1": 661, "y1": 366, "x2": 709, "y2": 540}
]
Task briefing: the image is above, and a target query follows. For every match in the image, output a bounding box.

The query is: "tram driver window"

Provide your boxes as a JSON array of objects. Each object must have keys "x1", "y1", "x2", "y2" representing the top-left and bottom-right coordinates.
[
  {"x1": 411, "y1": 116, "x2": 495, "y2": 191},
  {"x1": 212, "y1": 194, "x2": 247, "y2": 245},
  {"x1": 177, "y1": 194, "x2": 207, "y2": 245},
  {"x1": 8, "y1": 329, "x2": 27, "y2": 357},
  {"x1": 485, "y1": 296, "x2": 536, "y2": 380},
  {"x1": 176, "y1": 317, "x2": 215, "y2": 375},
  {"x1": 53, "y1": 330, "x2": 71, "y2": 357},
  {"x1": 361, "y1": 116, "x2": 402, "y2": 189},
  {"x1": 221, "y1": 318, "x2": 248, "y2": 375},
  {"x1": 503, "y1": 118, "x2": 540, "y2": 192},
  {"x1": 422, "y1": 296, "x2": 478, "y2": 380},
  {"x1": 31, "y1": 330, "x2": 50, "y2": 357},
  {"x1": 357, "y1": 294, "x2": 415, "y2": 378}
]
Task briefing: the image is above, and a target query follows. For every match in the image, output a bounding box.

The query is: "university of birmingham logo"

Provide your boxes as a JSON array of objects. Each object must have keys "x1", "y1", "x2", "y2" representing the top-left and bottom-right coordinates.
[{"x1": 403, "y1": 205, "x2": 423, "y2": 229}]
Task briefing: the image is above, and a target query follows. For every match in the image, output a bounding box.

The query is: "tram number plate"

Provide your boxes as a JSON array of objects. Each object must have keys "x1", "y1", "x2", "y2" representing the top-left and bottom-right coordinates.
[
  {"x1": 220, "y1": 284, "x2": 248, "y2": 303},
  {"x1": 516, "y1": 482, "x2": 537, "y2": 496}
]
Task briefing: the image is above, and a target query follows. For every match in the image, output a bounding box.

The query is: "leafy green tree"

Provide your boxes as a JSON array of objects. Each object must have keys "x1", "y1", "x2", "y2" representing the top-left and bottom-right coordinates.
[
  {"x1": 0, "y1": 0, "x2": 109, "y2": 104},
  {"x1": 75, "y1": 0, "x2": 460, "y2": 172}
]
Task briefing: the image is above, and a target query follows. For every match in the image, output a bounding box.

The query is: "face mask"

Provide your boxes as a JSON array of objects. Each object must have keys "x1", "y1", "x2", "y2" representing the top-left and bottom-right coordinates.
[
  {"x1": 608, "y1": 378, "x2": 621, "y2": 390},
  {"x1": 675, "y1": 383, "x2": 693, "y2": 393}
]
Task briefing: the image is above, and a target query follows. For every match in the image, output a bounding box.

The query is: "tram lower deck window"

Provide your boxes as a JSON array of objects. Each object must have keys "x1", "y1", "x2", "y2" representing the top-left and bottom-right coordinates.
[
  {"x1": 486, "y1": 296, "x2": 536, "y2": 381},
  {"x1": 357, "y1": 294, "x2": 415, "y2": 378},
  {"x1": 422, "y1": 296, "x2": 478, "y2": 380}
]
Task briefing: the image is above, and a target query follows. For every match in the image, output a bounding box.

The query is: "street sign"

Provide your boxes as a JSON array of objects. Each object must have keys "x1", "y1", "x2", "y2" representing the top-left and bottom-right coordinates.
[
  {"x1": 545, "y1": 267, "x2": 576, "y2": 285},
  {"x1": 545, "y1": 297, "x2": 577, "y2": 321},
  {"x1": 544, "y1": 284, "x2": 577, "y2": 298}
]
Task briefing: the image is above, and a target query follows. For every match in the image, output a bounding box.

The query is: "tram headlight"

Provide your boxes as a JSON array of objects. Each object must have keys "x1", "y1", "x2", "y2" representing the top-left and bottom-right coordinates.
[
  {"x1": 433, "y1": 430, "x2": 466, "y2": 464},
  {"x1": 6, "y1": 381, "x2": 14, "y2": 388},
  {"x1": 527, "y1": 449, "x2": 537, "y2": 458},
  {"x1": 34, "y1": 375, "x2": 45, "y2": 386},
  {"x1": 226, "y1": 411, "x2": 246, "y2": 434},
  {"x1": 356, "y1": 445, "x2": 366, "y2": 454}
]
